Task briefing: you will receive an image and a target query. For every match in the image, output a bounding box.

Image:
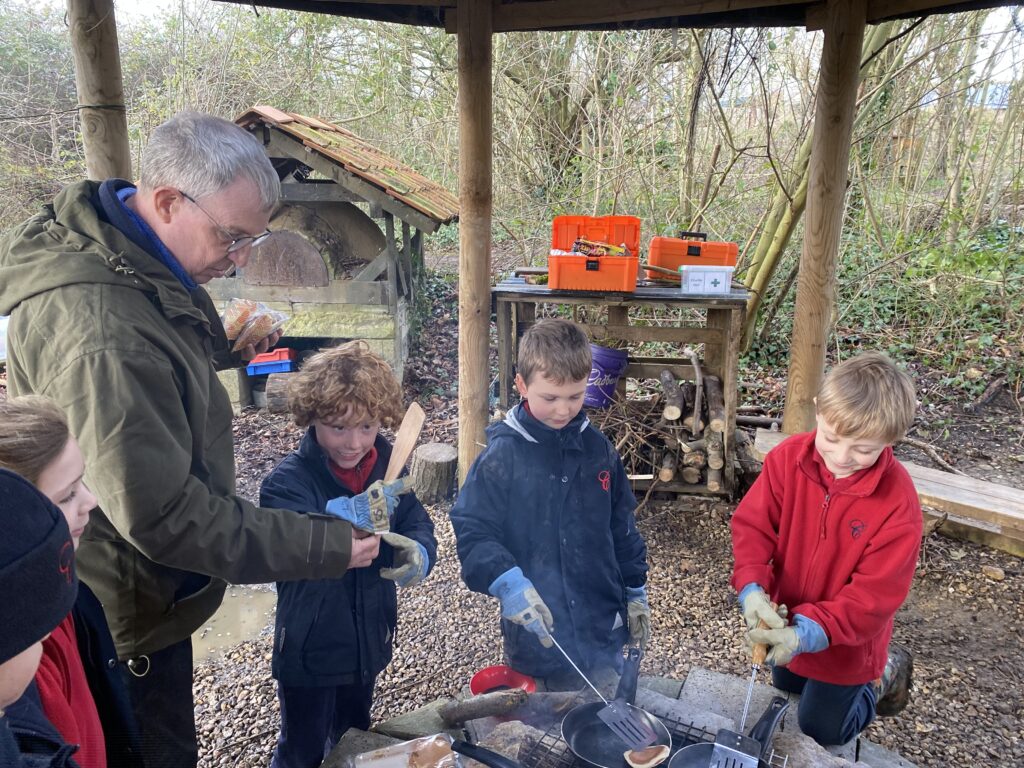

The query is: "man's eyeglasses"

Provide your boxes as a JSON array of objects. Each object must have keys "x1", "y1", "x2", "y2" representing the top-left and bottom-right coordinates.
[{"x1": 179, "y1": 190, "x2": 272, "y2": 254}]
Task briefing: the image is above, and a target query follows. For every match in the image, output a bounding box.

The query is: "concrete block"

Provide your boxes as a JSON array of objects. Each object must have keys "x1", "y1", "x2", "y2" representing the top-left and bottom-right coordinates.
[
  {"x1": 680, "y1": 667, "x2": 779, "y2": 729},
  {"x1": 323, "y1": 728, "x2": 401, "y2": 768},
  {"x1": 217, "y1": 368, "x2": 251, "y2": 414},
  {"x1": 634, "y1": 686, "x2": 735, "y2": 736},
  {"x1": 638, "y1": 675, "x2": 683, "y2": 700}
]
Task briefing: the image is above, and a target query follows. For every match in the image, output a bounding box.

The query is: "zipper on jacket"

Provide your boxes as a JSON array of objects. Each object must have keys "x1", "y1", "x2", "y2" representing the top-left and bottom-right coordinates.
[{"x1": 819, "y1": 493, "x2": 831, "y2": 540}]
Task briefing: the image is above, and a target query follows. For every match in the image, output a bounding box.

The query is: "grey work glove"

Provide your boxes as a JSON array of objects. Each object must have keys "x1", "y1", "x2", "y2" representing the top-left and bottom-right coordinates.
[
  {"x1": 738, "y1": 584, "x2": 787, "y2": 632},
  {"x1": 626, "y1": 585, "x2": 651, "y2": 651},
  {"x1": 379, "y1": 531, "x2": 429, "y2": 587}
]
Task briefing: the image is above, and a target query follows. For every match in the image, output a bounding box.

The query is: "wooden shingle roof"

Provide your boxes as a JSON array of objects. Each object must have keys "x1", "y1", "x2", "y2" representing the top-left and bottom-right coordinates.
[{"x1": 237, "y1": 106, "x2": 458, "y2": 231}]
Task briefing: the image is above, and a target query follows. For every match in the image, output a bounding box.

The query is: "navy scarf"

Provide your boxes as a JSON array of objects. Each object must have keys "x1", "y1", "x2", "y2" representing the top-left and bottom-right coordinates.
[{"x1": 97, "y1": 179, "x2": 197, "y2": 291}]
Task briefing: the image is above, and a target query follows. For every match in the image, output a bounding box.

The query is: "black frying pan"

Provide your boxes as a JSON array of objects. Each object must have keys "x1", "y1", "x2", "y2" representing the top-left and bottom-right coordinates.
[
  {"x1": 667, "y1": 696, "x2": 789, "y2": 768},
  {"x1": 560, "y1": 649, "x2": 672, "y2": 768}
]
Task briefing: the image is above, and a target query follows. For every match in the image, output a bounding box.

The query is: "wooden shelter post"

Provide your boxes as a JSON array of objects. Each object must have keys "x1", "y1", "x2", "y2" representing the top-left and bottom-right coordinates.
[
  {"x1": 456, "y1": 0, "x2": 493, "y2": 484},
  {"x1": 67, "y1": 0, "x2": 132, "y2": 180},
  {"x1": 782, "y1": 0, "x2": 866, "y2": 433}
]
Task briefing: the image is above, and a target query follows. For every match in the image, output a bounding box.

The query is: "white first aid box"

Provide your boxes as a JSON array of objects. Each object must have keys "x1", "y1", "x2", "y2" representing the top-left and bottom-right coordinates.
[{"x1": 680, "y1": 265, "x2": 735, "y2": 295}]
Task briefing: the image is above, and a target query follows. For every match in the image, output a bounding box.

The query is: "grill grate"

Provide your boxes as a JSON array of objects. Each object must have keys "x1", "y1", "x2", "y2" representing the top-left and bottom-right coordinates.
[{"x1": 520, "y1": 713, "x2": 788, "y2": 768}]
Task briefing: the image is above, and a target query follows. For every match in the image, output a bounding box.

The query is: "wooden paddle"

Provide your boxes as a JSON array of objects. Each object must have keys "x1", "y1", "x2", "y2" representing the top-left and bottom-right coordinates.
[{"x1": 384, "y1": 402, "x2": 426, "y2": 482}]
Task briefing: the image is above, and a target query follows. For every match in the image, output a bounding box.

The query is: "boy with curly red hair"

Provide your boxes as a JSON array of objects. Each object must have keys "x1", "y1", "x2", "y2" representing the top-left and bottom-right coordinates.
[{"x1": 261, "y1": 341, "x2": 437, "y2": 768}]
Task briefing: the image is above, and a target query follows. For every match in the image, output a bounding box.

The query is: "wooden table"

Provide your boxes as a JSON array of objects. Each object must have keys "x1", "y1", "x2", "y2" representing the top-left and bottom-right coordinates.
[{"x1": 492, "y1": 279, "x2": 748, "y2": 496}]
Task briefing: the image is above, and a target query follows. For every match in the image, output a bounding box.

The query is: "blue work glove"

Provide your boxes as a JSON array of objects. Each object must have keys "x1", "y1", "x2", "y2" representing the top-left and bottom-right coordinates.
[
  {"x1": 748, "y1": 614, "x2": 829, "y2": 667},
  {"x1": 379, "y1": 532, "x2": 429, "y2": 587},
  {"x1": 626, "y1": 585, "x2": 651, "y2": 651},
  {"x1": 324, "y1": 477, "x2": 413, "y2": 533},
  {"x1": 738, "y1": 583, "x2": 787, "y2": 632},
  {"x1": 488, "y1": 566, "x2": 554, "y2": 648}
]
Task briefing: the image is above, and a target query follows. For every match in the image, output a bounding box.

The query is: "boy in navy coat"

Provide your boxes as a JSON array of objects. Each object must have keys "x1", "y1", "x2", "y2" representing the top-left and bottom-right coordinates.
[
  {"x1": 261, "y1": 342, "x2": 437, "y2": 768},
  {"x1": 451, "y1": 319, "x2": 649, "y2": 689}
]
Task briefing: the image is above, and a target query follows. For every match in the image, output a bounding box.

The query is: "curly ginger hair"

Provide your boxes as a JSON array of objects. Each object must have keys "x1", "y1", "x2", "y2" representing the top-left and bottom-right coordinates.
[{"x1": 287, "y1": 341, "x2": 405, "y2": 428}]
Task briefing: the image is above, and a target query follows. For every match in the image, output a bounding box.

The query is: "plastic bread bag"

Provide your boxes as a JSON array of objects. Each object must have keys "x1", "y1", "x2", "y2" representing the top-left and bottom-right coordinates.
[{"x1": 220, "y1": 298, "x2": 288, "y2": 353}]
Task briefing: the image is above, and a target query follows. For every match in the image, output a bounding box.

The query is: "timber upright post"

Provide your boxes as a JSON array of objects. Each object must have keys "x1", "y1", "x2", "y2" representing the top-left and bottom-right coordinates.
[
  {"x1": 782, "y1": 0, "x2": 866, "y2": 434},
  {"x1": 456, "y1": 0, "x2": 494, "y2": 485},
  {"x1": 67, "y1": 0, "x2": 132, "y2": 181}
]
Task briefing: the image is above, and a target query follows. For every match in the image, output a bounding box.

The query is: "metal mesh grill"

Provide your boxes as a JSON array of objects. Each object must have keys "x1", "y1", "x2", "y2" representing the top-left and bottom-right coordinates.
[{"x1": 520, "y1": 713, "x2": 788, "y2": 768}]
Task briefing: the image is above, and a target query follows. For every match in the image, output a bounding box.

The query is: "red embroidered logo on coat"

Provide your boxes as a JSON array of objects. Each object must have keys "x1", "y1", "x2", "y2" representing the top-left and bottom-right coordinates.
[{"x1": 598, "y1": 470, "x2": 610, "y2": 492}]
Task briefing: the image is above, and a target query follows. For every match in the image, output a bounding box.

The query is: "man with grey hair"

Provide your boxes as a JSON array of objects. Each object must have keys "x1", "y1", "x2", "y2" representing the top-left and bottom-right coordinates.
[{"x1": 0, "y1": 113, "x2": 385, "y2": 768}]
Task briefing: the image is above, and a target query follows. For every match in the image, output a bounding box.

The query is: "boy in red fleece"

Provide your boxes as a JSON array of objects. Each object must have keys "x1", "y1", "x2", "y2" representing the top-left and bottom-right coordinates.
[{"x1": 731, "y1": 351, "x2": 920, "y2": 746}]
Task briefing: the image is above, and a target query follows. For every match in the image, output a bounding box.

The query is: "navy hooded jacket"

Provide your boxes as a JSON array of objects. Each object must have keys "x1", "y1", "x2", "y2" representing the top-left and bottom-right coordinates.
[
  {"x1": 450, "y1": 404, "x2": 648, "y2": 677},
  {"x1": 3, "y1": 682, "x2": 81, "y2": 768},
  {"x1": 260, "y1": 428, "x2": 437, "y2": 688}
]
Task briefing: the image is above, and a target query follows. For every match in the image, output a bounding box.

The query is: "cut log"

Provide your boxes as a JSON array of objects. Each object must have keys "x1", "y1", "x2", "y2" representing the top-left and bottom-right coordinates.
[
  {"x1": 683, "y1": 415, "x2": 705, "y2": 434},
  {"x1": 265, "y1": 372, "x2": 296, "y2": 413},
  {"x1": 438, "y1": 689, "x2": 528, "y2": 725},
  {"x1": 705, "y1": 427, "x2": 725, "y2": 471},
  {"x1": 683, "y1": 347, "x2": 703, "y2": 431},
  {"x1": 706, "y1": 466, "x2": 723, "y2": 493},
  {"x1": 409, "y1": 442, "x2": 459, "y2": 504},
  {"x1": 659, "y1": 370, "x2": 684, "y2": 422},
  {"x1": 703, "y1": 375, "x2": 726, "y2": 433},
  {"x1": 680, "y1": 438, "x2": 706, "y2": 454},
  {"x1": 659, "y1": 452, "x2": 678, "y2": 482},
  {"x1": 681, "y1": 466, "x2": 702, "y2": 484},
  {"x1": 737, "y1": 415, "x2": 782, "y2": 429},
  {"x1": 682, "y1": 451, "x2": 707, "y2": 468}
]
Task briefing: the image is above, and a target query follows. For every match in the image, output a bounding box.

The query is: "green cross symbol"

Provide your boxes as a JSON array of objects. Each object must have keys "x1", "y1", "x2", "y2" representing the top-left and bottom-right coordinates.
[{"x1": 710, "y1": 278, "x2": 721, "y2": 287}]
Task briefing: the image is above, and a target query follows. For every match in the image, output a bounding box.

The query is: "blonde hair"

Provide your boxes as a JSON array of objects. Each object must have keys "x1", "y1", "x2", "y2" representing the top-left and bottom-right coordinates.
[
  {"x1": 517, "y1": 319, "x2": 592, "y2": 385},
  {"x1": 816, "y1": 352, "x2": 916, "y2": 443},
  {"x1": 0, "y1": 396, "x2": 71, "y2": 485},
  {"x1": 288, "y1": 341, "x2": 405, "y2": 429}
]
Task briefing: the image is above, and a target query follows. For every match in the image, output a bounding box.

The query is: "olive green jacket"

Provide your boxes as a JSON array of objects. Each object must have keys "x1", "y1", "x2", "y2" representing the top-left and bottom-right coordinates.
[{"x1": 0, "y1": 181, "x2": 352, "y2": 657}]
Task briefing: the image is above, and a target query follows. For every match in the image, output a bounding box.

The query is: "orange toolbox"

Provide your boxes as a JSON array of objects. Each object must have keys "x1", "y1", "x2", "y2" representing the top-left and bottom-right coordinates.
[
  {"x1": 645, "y1": 231, "x2": 738, "y2": 280},
  {"x1": 548, "y1": 215, "x2": 641, "y2": 292}
]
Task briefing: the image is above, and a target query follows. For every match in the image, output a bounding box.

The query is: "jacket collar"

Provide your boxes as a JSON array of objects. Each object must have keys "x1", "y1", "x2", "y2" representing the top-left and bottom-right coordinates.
[
  {"x1": 797, "y1": 430, "x2": 894, "y2": 497},
  {"x1": 0, "y1": 180, "x2": 212, "y2": 330},
  {"x1": 297, "y1": 426, "x2": 391, "y2": 494},
  {"x1": 500, "y1": 403, "x2": 590, "y2": 448}
]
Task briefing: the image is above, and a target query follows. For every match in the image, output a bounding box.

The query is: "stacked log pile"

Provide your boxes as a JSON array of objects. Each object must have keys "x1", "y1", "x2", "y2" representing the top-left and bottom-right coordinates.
[{"x1": 588, "y1": 366, "x2": 735, "y2": 494}]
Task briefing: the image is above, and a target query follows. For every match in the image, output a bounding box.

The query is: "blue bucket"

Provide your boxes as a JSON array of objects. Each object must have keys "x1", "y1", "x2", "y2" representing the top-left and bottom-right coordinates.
[{"x1": 585, "y1": 343, "x2": 629, "y2": 408}]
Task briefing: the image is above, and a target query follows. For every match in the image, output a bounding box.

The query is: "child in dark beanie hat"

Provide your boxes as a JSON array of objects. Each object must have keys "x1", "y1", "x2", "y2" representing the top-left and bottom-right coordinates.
[{"x1": 0, "y1": 468, "x2": 81, "y2": 768}]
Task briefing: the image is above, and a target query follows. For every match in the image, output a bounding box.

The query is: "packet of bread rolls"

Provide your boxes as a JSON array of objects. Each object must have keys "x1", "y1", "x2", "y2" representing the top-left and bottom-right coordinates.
[{"x1": 220, "y1": 298, "x2": 288, "y2": 353}]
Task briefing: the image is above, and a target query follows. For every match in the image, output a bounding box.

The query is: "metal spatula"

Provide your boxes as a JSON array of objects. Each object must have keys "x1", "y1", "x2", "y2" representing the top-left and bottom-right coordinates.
[
  {"x1": 708, "y1": 729, "x2": 762, "y2": 768},
  {"x1": 549, "y1": 635, "x2": 657, "y2": 749},
  {"x1": 595, "y1": 646, "x2": 659, "y2": 750}
]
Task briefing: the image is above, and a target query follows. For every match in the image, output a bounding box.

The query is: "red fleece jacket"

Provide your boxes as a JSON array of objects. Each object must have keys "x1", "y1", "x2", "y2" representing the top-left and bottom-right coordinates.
[
  {"x1": 731, "y1": 431, "x2": 922, "y2": 685},
  {"x1": 36, "y1": 613, "x2": 107, "y2": 768}
]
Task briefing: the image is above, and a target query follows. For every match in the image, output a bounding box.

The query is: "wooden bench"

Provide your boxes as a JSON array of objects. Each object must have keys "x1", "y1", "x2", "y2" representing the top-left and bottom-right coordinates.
[{"x1": 753, "y1": 429, "x2": 1024, "y2": 557}]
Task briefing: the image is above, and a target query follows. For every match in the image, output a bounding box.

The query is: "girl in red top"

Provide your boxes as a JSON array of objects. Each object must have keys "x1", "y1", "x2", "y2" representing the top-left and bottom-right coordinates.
[
  {"x1": 731, "y1": 352, "x2": 921, "y2": 746},
  {"x1": 1, "y1": 396, "x2": 142, "y2": 768}
]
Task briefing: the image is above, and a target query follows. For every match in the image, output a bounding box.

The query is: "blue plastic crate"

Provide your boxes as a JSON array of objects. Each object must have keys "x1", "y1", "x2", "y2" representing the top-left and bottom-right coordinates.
[{"x1": 246, "y1": 360, "x2": 296, "y2": 376}]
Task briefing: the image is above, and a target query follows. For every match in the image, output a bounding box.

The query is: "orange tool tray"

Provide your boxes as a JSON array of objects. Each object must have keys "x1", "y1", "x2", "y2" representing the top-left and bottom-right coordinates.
[
  {"x1": 548, "y1": 215, "x2": 641, "y2": 292},
  {"x1": 646, "y1": 231, "x2": 737, "y2": 280}
]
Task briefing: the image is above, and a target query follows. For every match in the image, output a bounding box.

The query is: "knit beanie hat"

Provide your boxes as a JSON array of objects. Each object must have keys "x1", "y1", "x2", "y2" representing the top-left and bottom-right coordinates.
[{"x1": 0, "y1": 468, "x2": 78, "y2": 664}]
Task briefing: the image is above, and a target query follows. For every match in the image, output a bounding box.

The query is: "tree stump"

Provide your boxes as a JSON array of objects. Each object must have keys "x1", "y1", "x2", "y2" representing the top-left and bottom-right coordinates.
[
  {"x1": 265, "y1": 373, "x2": 296, "y2": 413},
  {"x1": 409, "y1": 442, "x2": 458, "y2": 504}
]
